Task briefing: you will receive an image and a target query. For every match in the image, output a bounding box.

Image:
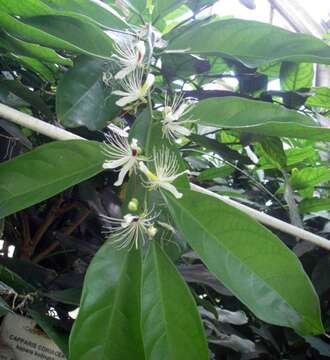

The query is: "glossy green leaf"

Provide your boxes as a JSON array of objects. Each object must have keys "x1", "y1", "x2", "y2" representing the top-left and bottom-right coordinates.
[
  {"x1": 57, "y1": 56, "x2": 119, "y2": 130},
  {"x1": 162, "y1": 53, "x2": 210, "y2": 79},
  {"x1": 191, "y1": 97, "x2": 330, "y2": 141},
  {"x1": 0, "y1": 11, "x2": 113, "y2": 59},
  {"x1": 299, "y1": 198, "x2": 330, "y2": 214},
  {"x1": 163, "y1": 189, "x2": 324, "y2": 335},
  {"x1": 41, "y1": 0, "x2": 126, "y2": 28},
  {"x1": 44, "y1": 288, "x2": 82, "y2": 306},
  {"x1": 153, "y1": 0, "x2": 186, "y2": 22},
  {"x1": 306, "y1": 87, "x2": 330, "y2": 109},
  {"x1": 0, "y1": 0, "x2": 54, "y2": 16},
  {"x1": 0, "y1": 0, "x2": 126, "y2": 29},
  {"x1": 142, "y1": 242, "x2": 208, "y2": 360},
  {"x1": 69, "y1": 244, "x2": 145, "y2": 359},
  {"x1": 280, "y1": 62, "x2": 314, "y2": 91},
  {"x1": 13, "y1": 55, "x2": 56, "y2": 82},
  {"x1": 168, "y1": 19, "x2": 330, "y2": 67},
  {"x1": 0, "y1": 140, "x2": 105, "y2": 219},
  {"x1": 0, "y1": 31, "x2": 72, "y2": 65}
]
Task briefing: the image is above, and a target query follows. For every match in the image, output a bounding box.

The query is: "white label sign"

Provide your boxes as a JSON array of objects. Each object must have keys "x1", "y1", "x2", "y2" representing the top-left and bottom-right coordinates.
[{"x1": 0, "y1": 313, "x2": 66, "y2": 360}]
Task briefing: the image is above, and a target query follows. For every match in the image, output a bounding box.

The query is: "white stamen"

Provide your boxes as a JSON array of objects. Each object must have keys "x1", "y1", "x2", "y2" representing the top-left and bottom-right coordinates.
[
  {"x1": 102, "y1": 133, "x2": 142, "y2": 186},
  {"x1": 139, "y1": 147, "x2": 189, "y2": 199},
  {"x1": 112, "y1": 70, "x2": 155, "y2": 107},
  {"x1": 113, "y1": 39, "x2": 146, "y2": 79},
  {"x1": 161, "y1": 93, "x2": 196, "y2": 140},
  {"x1": 101, "y1": 209, "x2": 158, "y2": 249}
]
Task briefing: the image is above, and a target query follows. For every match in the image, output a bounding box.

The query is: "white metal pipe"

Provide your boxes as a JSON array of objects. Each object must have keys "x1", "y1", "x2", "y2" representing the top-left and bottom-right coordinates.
[{"x1": 0, "y1": 103, "x2": 84, "y2": 141}]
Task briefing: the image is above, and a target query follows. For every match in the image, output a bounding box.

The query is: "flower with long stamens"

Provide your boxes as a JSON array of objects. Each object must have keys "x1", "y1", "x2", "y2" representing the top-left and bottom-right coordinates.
[
  {"x1": 112, "y1": 69, "x2": 155, "y2": 107},
  {"x1": 102, "y1": 133, "x2": 142, "y2": 186},
  {"x1": 101, "y1": 209, "x2": 158, "y2": 249},
  {"x1": 161, "y1": 93, "x2": 196, "y2": 140},
  {"x1": 139, "y1": 147, "x2": 189, "y2": 199},
  {"x1": 113, "y1": 39, "x2": 146, "y2": 79}
]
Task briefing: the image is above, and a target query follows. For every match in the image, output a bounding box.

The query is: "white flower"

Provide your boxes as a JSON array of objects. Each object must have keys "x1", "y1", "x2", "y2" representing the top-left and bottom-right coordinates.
[
  {"x1": 112, "y1": 70, "x2": 155, "y2": 107},
  {"x1": 161, "y1": 93, "x2": 196, "y2": 140},
  {"x1": 139, "y1": 147, "x2": 189, "y2": 199},
  {"x1": 102, "y1": 133, "x2": 142, "y2": 186},
  {"x1": 113, "y1": 39, "x2": 146, "y2": 79},
  {"x1": 101, "y1": 209, "x2": 158, "y2": 249}
]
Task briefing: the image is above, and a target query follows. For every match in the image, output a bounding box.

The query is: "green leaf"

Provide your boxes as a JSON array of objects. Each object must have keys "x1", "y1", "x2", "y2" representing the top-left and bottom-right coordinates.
[
  {"x1": 258, "y1": 62, "x2": 281, "y2": 80},
  {"x1": 56, "y1": 56, "x2": 119, "y2": 130},
  {"x1": 44, "y1": 288, "x2": 82, "y2": 306},
  {"x1": 306, "y1": 87, "x2": 330, "y2": 109},
  {"x1": 153, "y1": 0, "x2": 186, "y2": 21},
  {"x1": 142, "y1": 242, "x2": 208, "y2": 360},
  {"x1": 0, "y1": 0, "x2": 126, "y2": 29},
  {"x1": 286, "y1": 146, "x2": 317, "y2": 166},
  {"x1": 299, "y1": 198, "x2": 330, "y2": 214},
  {"x1": 260, "y1": 137, "x2": 287, "y2": 169},
  {"x1": 69, "y1": 244, "x2": 145, "y2": 359},
  {"x1": 191, "y1": 97, "x2": 330, "y2": 141},
  {"x1": 0, "y1": 265, "x2": 35, "y2": 293},
  {"x1": 41, "y1": 0, "x2": 126, "y2": 28},
  {"x1": 0, "y1": 0, "x2": 54, "y2": 16},
  {"x1": 280, "y1": 62, "x2": 314, "y2": 91},
  {"x1": 168, "y1": 19, "x2": 330, "y2": 67},
  {"x1": 197, "y1": 166, "x2": 234, "y2": 181},
  {"x1": 0, "y1": 11, "x2": 113, "y2": 59},
  {"x1": 0, "y1": 297, "x2": 11, "y2": 317},
  {"x1": 163, "y1": 189, "x2": 324, "y2": 335},
  {"x1": 190, "y1": 133, "x2": 251, "y2": 164},
  {"x1": 0, "y1": 140, "x2": 105, "y2": 219},
  {"x1": 0, "y1": 31, "x2": 72, "y2": 65},
  {"x1": 0, "y1": 79, "x2": 52, "y2": 117},
  {"x1": 162, "y1": 53, "x2": 210, "y2": 79},
  {"x1": 13, "y1": 55, "x2": 56, "y2": 82},
  {"x1": 290, "y1": 167, "x2": 330, "y2": 190}
]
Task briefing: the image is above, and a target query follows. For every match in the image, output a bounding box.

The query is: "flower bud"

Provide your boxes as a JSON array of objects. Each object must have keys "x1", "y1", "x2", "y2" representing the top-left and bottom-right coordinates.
[
  {"x1": 128, "y1": 198, "x2": 139, "y2": 212},
  {"x1": 147, "y1": 225, "x2": 158, "y2": 238}
]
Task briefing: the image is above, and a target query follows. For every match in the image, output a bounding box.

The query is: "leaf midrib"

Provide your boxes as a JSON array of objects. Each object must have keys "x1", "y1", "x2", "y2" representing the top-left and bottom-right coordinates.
[{"x1": 168, "y1": 195, "x2": 308, "y2": 328}]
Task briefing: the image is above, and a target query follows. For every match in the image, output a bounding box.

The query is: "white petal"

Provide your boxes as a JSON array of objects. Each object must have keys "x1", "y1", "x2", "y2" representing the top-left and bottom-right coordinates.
[
  {"x1": 115, "y1": 66, "x2": 134, "y2": 80},
  {"x1": 170, "y1": 124, "x2": 191, "y2": 137},
  {"x1": 136, "y1": 41, "x2": 146, "y2": 63},
  {"x1": 140, "y1": 73, "x2": 155, "y2": 95},
  {"x1": 159, "y1": 182, "x2": 183, "y2": 199},
  {"x1": 114, "y1": 158, "x2": 136, "y2": 186},
  {"x1": 167, "y1": 169, "x2": 189, "y2": 182},
  {"x1": 116, "y1": 95, "x2": 138, "y2": 107},
  {"x1": 175, "y1": 103, "x2": 189, "y2": 118},
  {"x1": 112, "y1": 90, "x2": 129, "y2": 96},
  {"x1": 103, "y1": 157, "x2": 129, "y2": 169},
  {"x1": 138, "y1": 161, "x2": 149, "y2": 176},
  {"x1": 144, "y1": 73, "x2": 155, "y2": 90}
]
